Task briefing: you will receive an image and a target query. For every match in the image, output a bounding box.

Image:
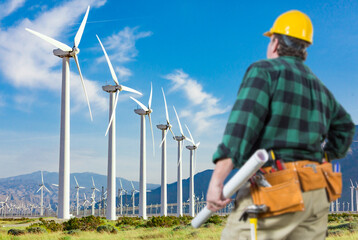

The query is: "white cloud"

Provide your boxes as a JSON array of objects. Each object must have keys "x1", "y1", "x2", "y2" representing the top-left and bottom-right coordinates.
[
  {"x1": 164, "y1": 69, "x2": 231, "y2": 134},
  {"x1": 97, "y1": 27, "x2": 152, "y2": 82},
  {"x1": 0, "y1": 0, "x2": 109, "y2": 114},
  {"x1": 0, "y1": 0, "x2": 26, "y2": 20}
]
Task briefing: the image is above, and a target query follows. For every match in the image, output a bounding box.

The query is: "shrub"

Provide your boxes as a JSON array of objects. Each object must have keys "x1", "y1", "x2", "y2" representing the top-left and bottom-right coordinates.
[
  {"x1": 27, "y1": 227, "x2": 47, "y2": 234},
  {"x1": 8, "y1": 229, "x2": 26, "y2": 236},
  {"x1": 97, "y1": 225, "x2": 113, "y2": 233},
  {"x1": 145, "y1": 216, "x2": 179, "y2": 228},
  {"x1": 206, "y1": 215, "x2": 223, "y2": 225},
  {"x1": 29, "y1": 218, "x2": 63, "y2": 232},
  {"x1": 116, "y1": 216, "x2": 143, "y2": 227},
  {"x1": 63, "y1": 216, "x2": 104, "y2": 231}
]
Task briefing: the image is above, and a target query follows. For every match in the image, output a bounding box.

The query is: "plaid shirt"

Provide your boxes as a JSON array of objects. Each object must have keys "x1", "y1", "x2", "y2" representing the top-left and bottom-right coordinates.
[{"x1": 213, "y1": 56, "x2": 355, "y2": 168}]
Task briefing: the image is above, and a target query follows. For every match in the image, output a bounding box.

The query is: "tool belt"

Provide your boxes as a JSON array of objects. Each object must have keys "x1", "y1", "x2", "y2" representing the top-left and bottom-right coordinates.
[{"x1": 250, "y1": 152, "x2": 342, "y2": 218}]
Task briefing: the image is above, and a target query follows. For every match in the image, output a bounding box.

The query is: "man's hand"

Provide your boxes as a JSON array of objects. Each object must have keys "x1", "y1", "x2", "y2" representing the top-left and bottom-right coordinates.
[
  {"x1": 206, "y1": 180, "x2": 231, "y2": 212},
  {"x1": 206, "y1": 158, "x2": 234, "y2": 212}
]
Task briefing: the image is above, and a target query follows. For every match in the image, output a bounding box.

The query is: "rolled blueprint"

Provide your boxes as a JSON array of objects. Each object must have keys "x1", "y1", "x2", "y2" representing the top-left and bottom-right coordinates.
[{"x1": 191, "y1": 149, "x2": 269, "y2": 228}]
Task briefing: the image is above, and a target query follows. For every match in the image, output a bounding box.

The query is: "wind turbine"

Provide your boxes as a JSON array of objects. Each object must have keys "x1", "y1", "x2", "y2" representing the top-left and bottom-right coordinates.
[
  {"x1": 185, "y1": 124, "x2": 200, "y2": 217},
  {"x1": 118, "y1": 179, "x2": 127, "y2": 215},
  {"x1": 90, "y1": 177, "x2": 100, "y2": 216},
  {"x1": 82, "y1": 193, "x2": 90, "y2": 217},
  {"x1": 74, "y1": 176, "x2": 85, "y2": 216},
  {"x1": 130, "y1": 83, "x2": 155, "y2": 220},
  {"x1": 36, "y1": 171, "x2": 51, "y2": 216},
  {"x1": 130, "y1": 181, "x2": 139, "y2": 216},
  {"x1": 25, "y1": 6, "x2": 92, "y2": 220},
  {"x1": 172, "y1": 106, "x2": 194, "y2": 217},
  {"x1": 96, "y1": 35, "x2": 142, "y2": 220},
  {"x1": 0, "y1": 196, "x2": 9, "y2": 217},
  {"x1": 350, "y1": 179, "x2": 355, "y2": 211},
  {"x1": 156, "y1": 88, "x2": 176, "y2": 216}
]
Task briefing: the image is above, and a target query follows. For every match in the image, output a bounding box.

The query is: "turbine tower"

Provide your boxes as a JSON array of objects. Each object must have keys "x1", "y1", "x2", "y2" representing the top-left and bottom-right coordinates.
[
  {"x1": 157, "y1": 88, "x2": 175, "y2": 216},
  {"x1": 355, "y1": 182, "x2": 358, "y2": 213},
  {"x1": 96, "y1": 35, "x2": 142, "y2": 220},
  {"x1": 130, "y1": 83, "x2": 155, "y2": 220},
  {"x1": 90, "y1": 177, "x2": 100, "y2": 216},
  {"x1": 350, "y1": 179, "x2": 355, "y2": 211},
  {"x1": 173, "y1": 106, "x2": 194, "y2": 217},
  {"x1": 118, "y1": 179, "x2": 127, "y2": 215},
  {"x1": 130, "y1": 181, "x2": 139, "y2": 215},
  {"x1": 74, "y1": 176, "x2": 85, "y2": 216},
  {"x1": 25, "y1": 6, "x2": 92, "y2": 219},
  {"x1": 36, "y1": 171, "x2": 51, "y2": 216},
  {"x1": 82, "y1": 193, "x2": 89, "y2": 217},
  {"x1": 185, "y1": 124, "x2": 200, "y2": 217}
]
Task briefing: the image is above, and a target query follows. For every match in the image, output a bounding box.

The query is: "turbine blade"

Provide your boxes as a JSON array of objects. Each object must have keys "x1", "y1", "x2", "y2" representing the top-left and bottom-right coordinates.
[
  {"x1": 80, "y1": 187, "x2": 85, "y2": 189},
  {"x1": 185, "y1": 124, "x2": 194, "y2": 144},
  {"x1": 130, "y1": 97, "x2": 148, "y2": 111},
  {"x1": 148, "y1": 82, "x2": 153, "y2": 109},
  {"x1": 159, "y1": 129, "x2": 169, "y2": 148},
  {"x1": 73, "y1": 54, "x2": 93, "y2": 121},
  {"x1": 121, "y1": 85, "x2": 142, "y2": 95},
  {"x1": 25, "y1": 28, "x2": 72, "y2": 51},
  {"x1": 194, "y1": 149, "x2": 197, "y2": 174},
  {"x1": 74, "y1": 6, "x2": 90, "y2": 48},
  {"x1": 173, "y1": 106, "x2": 184, "y2": 136},
  {"x1": 92, "y1": 177, "x2": 95, "y2": 187},
  {"x1": 169, "y1": 127, "x2": 176, "y2": 138},
  {"x1": 131, "y1": 181, "x2": 135, "y2": 190},
  {"x1": 196, "y1": 142, "x2": 200, "y2": 147},
  {"x1": 36, "y1": 186, "x2": 43, "y2": 193},
  {"x1": 119, "y1": 179, "x2": 123, "y2": 189},
  {"x1": 41, "y1": 171, "x2": 44, "y2": 184},
  {"x1": 96, "y1": 34, "x2": 119, "y2": 85},
  {"x1": 44, "y1": 186, "x2": 51, "y2": 194},
  {"x1": 148, "y1": 114, "x2": 155, "y2": 157},
  {"x1": 74, "y1": 176, "x2": 79, "y2": 187},
  {"x1": 161, "y1": 88, "x2": 170, "y2": 124},
  {"x1": 105, "y1": 90, "x2": 120, "y2": 136},
  {"x1": 351, "y1": 179, "x2": 354, "y2": 187}
]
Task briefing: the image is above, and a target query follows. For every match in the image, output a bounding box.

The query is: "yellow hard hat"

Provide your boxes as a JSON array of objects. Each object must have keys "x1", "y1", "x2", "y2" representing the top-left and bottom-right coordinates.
[{"x1": 264, "y1": 10, "x2": 313, "y2": 44}]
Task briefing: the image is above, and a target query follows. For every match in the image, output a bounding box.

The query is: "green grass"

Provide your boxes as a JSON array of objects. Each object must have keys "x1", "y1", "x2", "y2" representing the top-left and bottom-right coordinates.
[{"x1": 1, "y1": 213, "x2": 357, "y2": 239}]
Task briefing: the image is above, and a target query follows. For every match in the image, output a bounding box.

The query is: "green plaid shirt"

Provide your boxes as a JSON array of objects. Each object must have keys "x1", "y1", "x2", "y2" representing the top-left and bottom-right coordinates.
[{"x1": 213, "y1": 56, "x2": 355, "y2": 168}]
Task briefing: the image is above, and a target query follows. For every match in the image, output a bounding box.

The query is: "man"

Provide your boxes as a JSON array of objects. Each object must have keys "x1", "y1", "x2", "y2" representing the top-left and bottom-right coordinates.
[{"x1": 206, "y1": 10, "x2": 355, "y2": 240}]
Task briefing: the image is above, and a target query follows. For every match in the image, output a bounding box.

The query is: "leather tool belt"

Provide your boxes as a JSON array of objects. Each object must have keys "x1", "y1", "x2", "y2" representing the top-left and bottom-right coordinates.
[{"x1": 250, "y1": 158, "x2": 342, "y2": 218}]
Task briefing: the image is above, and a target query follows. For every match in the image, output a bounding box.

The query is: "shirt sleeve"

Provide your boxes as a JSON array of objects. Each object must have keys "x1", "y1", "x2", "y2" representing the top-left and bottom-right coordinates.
[
  {"x1": 212, "y1": 62, "x2": 271, "y2": 168},
  {"x1": 324, "y1": 101, "x2": 355, "y2": 160}
]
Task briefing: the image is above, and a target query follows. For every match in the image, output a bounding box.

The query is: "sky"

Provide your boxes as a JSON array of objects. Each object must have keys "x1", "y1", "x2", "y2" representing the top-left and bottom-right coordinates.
[{"x1": 0, "y1": 0, "x2": 358, "y2": 185}]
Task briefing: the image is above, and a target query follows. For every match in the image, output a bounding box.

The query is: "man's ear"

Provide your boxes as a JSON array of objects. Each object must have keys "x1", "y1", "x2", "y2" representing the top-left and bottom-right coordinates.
[{"x1": 271, "y1": 37, "x2": 279, "y2": 54}]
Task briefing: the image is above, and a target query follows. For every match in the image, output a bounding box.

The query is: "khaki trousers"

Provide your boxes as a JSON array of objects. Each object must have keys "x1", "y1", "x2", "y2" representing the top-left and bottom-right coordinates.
[{"x1": 221, "y1": 184, "x2": 330, "y2": 240}]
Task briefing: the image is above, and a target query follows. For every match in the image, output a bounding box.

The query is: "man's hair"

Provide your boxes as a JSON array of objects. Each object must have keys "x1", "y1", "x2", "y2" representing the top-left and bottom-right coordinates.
[{"x1": 273, "y1": 34, "x2": 311, "y2": 61}]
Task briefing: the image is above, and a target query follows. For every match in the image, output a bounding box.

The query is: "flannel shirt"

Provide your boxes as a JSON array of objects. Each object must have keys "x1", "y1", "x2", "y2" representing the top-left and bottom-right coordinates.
[{"x1": 213, "y1": 56, "x2": 355, "y2": 168}]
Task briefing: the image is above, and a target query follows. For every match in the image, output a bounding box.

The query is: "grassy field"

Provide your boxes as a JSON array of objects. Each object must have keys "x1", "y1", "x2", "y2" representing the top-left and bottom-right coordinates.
[{"x1": 0, "y1": 213, "x2": 357, "y2": 239}]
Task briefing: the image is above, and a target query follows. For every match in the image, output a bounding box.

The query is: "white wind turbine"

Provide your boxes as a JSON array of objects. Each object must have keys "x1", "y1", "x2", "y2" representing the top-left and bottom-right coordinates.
[
  {"x1": 173, "y1": 106, "x2": 194, "y2": 217},
  {"x1": 350, "y1": 179, "x2": 355, "y2": 211},
  {"x1": 0, "y1": 196, "x2": 9, "y2": 217},
  {"x1": 185, "y1": 124, "x2": 200, "y2": 217},
  {"x1": 156, "y1": 88, "x2": 176, "y2": 216},
  {"x1": 74, "y1": 176, "x2": 85, "y2": 216},
  {"x1": 36, "y1": 171, "x2": 51, "y2": 216},
  {"x1": 118, "y1": 179, "x2": 127, "y2": 215},
  {"x1": 82, "y1": 193, "x2": 90, "y2": 217},
  {"x1": 90, "y1": 177, "x2": 100, "y2": 216},
  {"x1": 25, "y1": 6, "x2": 92, "y2": 220},
  {"x1": 130, "y1": 181, "x2": 139, "y2": 215},
  {"x1": 96, "y1": 35, "x2": 142, "y2": 220},
  {"x1": 130, "y1": 83, "x2": 155, "y2": 220}
]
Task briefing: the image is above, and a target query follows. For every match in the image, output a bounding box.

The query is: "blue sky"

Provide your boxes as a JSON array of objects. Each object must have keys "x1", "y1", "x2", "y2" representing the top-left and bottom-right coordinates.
[{"x1": 0, "y1": 0, "x2": 357, "y2": 184}]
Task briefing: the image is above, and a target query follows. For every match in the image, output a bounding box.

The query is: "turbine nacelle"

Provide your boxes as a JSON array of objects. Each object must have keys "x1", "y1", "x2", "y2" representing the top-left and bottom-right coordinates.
[{"x1": 175, "y1": 135, "x2": 185, "y2": 141}]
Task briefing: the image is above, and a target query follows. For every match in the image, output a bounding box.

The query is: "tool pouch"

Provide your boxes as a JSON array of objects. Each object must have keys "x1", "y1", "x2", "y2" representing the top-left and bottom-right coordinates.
[
  {"x1": 250, "y1": 169, "x2": 304, "y2": 218},
  {"x1": 320, "y1": 163, "x2": 342, "y2": 202},
  {"x1": 296, "y1": 165, "x2": 327, "y2": 192}
]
